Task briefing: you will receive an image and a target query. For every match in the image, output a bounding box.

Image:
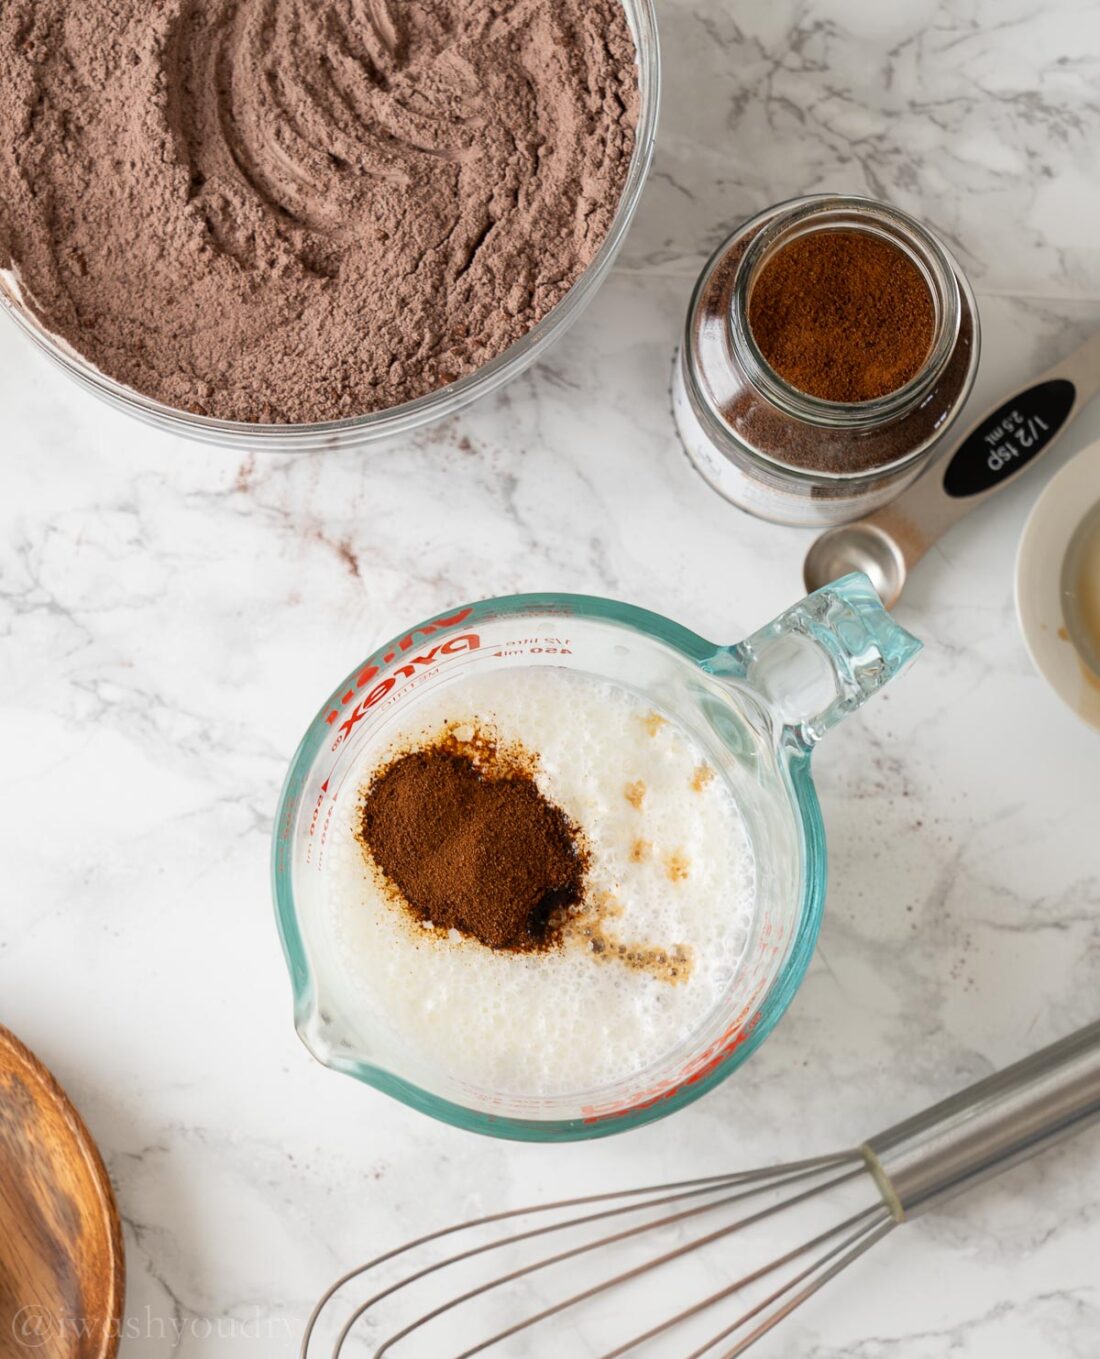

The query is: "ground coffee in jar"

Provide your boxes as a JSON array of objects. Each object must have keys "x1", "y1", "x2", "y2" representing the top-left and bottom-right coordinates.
[
  {"x1": 747, "y1": 230, "x2": 936, "y2": 404},
  {"x1": 673, "y1": 195, "x2": 980, "y2": 527}
]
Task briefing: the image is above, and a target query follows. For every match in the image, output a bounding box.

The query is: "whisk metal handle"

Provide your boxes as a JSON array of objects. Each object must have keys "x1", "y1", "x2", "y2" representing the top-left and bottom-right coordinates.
[{"x1": 862, "y1": 1020, "x2": 1100, "y2": 1220}]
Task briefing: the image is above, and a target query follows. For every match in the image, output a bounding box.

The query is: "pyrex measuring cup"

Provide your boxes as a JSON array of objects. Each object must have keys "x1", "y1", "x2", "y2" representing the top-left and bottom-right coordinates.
[{"x1": 273, "y1": 575, "x2": 920, "y2": 1140}]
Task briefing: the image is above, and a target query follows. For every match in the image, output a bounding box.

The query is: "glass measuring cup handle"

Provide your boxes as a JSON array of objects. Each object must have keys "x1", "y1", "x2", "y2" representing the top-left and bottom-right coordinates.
[{"x1": 730, "y1": 572, "x2": 923, "y2": 746}]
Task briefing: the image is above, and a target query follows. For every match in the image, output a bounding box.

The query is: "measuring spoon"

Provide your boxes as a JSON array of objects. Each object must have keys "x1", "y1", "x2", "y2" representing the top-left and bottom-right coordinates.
[{"x1": 804, "y1": 331, "x2": 1100, "y2": 606}]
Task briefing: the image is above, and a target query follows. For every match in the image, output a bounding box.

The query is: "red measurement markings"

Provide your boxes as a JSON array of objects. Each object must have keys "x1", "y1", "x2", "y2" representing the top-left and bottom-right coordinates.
[{"x1": 323, "y1": 608, "x2": 475, "y2": 730}]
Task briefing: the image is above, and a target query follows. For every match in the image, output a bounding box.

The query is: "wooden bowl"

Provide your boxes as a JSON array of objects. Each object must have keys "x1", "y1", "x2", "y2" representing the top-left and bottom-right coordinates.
[{"x1": 0, "y1": 1028, "x2": 124, "y2": 1359}]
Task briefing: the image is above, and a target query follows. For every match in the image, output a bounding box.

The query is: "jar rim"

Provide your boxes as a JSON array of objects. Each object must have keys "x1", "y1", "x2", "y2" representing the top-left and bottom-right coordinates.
[{"x1": 728, "y1": 194, "x2": 963, "y2": 432}]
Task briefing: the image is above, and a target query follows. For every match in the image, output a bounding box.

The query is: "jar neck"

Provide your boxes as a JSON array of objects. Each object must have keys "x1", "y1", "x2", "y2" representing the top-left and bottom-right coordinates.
[{"x1": 728, "y1": 195, "x2": 963, "y2": 431}]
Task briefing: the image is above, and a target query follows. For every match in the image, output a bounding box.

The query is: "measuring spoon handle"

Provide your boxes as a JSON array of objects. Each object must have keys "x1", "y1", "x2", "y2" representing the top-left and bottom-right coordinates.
[{"x1": 866, "y1": 330, "x2": 1100, "y2": 566}]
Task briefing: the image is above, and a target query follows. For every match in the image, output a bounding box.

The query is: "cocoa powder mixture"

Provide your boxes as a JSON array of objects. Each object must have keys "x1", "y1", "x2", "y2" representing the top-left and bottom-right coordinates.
[{"x1": 0, "y1": 0, "x2": 638, "y2": 423}]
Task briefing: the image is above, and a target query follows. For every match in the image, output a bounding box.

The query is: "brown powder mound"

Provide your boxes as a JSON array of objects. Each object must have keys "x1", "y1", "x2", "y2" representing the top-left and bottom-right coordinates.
[
  {"x1": 360, "y1": 746, "x2": 587, "y2": 952},
  {"x1": 748, "y1": 230, "x2": 936, "y2": 403},
  {"x1": 0, "y1": 0, "x2": 638, "y2": 424}
]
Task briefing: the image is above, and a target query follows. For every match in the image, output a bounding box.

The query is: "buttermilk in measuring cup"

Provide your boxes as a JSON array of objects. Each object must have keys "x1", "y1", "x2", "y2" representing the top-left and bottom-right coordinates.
[{"x1": 320, "y1": 668, "x2": 755, "y2": 1098}]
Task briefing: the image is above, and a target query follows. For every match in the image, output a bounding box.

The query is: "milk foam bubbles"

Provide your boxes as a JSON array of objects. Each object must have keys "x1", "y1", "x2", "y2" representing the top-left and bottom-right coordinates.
[{"x1": 321, "y1": 667, "x2": 756, "y2": 1097}]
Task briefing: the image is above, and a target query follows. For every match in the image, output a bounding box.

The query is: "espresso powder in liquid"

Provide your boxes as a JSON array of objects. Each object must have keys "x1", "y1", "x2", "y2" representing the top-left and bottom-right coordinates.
[
  {"x1": 324, "y1": 668, "x2": 763, "y2": 1094},
  {"x1": 0, "y1": 0, "x2": 638, "y2": 423},
  {"x1": 360, "y1": 738, "x2": 587, "y2": 953}
]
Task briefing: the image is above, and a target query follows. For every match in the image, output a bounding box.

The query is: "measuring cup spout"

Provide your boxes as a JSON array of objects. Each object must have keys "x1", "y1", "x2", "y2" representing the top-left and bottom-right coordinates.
[{"x1": 731, "y1": 572, "x2": 922, "y2": 745}]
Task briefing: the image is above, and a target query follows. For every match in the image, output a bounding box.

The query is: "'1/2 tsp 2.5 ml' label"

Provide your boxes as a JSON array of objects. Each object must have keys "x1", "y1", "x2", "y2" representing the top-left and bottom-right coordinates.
[{"x1": 943, "y1": 378, "x2": 1077, "y2": 497}]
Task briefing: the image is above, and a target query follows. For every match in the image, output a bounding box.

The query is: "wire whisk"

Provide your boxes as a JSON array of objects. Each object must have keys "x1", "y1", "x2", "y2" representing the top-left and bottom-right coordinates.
[{"x1": 303, "y1": 1021, "x2": 1100, "y2": 1358}]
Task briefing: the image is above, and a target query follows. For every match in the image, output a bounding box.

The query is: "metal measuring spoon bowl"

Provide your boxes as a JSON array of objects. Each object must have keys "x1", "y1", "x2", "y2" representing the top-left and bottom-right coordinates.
[
  {"x1": 804, "y1": 331, "x2": 1100, "y2": 606},
  {"x1": 804, "y1": 522, "x2": 908, "y2": 608}
]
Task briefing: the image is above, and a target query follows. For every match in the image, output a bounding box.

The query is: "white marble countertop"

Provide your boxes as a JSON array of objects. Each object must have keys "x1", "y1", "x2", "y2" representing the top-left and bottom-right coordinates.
[{"x1": 2, "y1": 1, "x2": 1099, "y2": 1355}]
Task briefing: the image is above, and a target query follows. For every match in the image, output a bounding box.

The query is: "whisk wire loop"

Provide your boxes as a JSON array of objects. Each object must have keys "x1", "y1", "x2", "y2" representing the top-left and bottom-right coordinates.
[
  {"x1": 609, "y1": 1205, "x2": 892, "y2": 1359},
  {"x1": 303, "y1": 1154, "x2": 854, "y2": 1357},
  {"x1": 305, "y1": 1021, "x2": 1100, "y2": 1358},
  {"x1": 436, "y1": 1168, "x2": 868, "y2": 1359},
  {"x1": 708, "y1": 1211, "x2": 895, "y2": 1359},
  {"x1": 309, "y1": 1155, "x2": 867, "y2": 1359}
]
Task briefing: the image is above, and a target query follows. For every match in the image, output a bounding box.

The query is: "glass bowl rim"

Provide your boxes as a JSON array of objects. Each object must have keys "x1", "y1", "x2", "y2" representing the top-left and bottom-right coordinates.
[{"x1": 270, "y1": 590, "x2": 828, "y2": 1141}]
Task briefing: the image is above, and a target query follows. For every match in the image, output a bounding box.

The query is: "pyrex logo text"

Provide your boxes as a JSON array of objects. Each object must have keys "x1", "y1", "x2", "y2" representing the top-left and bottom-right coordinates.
[
  {"x1": 331, "y1": 628, "x2": 481, "y2": 745},
  {"x1": 324, "y1": 608, "x2": 474, "y2": 728}
]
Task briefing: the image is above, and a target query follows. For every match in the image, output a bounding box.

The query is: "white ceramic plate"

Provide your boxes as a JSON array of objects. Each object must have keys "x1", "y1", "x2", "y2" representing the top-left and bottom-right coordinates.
[{"x1": 1015, "y1": 440, "x2": 1100, "y2": 730}]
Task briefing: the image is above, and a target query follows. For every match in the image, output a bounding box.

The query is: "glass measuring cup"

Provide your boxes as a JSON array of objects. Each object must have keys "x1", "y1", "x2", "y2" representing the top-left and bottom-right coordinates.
[{"x1": 272, "y1": 574, "x2": 920, "y2": 1141}]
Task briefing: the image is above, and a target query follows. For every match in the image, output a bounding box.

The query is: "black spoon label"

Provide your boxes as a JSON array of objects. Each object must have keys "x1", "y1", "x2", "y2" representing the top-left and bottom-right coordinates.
[{"x1": 943, "y1": 378, "x2": 1076, "y2": 498}]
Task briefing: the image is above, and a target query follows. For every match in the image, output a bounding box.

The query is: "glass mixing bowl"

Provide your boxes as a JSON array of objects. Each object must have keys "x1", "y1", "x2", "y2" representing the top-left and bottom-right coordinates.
[
  {"x1": 0, "y1": 0, "x2": 659, "y2": 452},
  {"x1": 272, "y1": 575, "x2": 921, "y2": 1140}
]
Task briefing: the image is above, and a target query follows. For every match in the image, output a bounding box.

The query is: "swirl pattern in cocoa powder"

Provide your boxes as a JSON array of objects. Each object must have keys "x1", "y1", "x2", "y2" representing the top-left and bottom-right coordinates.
[{"x1": 0, "y1": 0, "x2": 638, "y2": 422}]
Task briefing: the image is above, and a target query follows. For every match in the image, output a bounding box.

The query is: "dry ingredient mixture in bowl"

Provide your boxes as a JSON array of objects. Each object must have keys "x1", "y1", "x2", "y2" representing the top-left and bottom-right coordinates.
[{"x1": 0, "y1": 0, "x2": 656, "y2": 446}]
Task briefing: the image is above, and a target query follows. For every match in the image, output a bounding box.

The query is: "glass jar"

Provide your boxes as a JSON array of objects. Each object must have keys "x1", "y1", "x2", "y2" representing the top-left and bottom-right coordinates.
[{"x1": 673, "y1": 195, "x2": 980, "y2": 527}]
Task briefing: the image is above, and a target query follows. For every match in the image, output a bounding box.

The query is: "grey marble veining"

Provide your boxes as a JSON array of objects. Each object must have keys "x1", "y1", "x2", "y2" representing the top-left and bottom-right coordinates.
[{"x1": 2, "y1": 1, "x2": 1100, "y2": 1355}]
